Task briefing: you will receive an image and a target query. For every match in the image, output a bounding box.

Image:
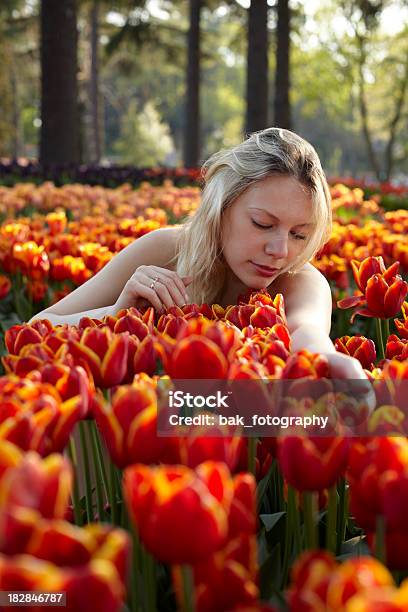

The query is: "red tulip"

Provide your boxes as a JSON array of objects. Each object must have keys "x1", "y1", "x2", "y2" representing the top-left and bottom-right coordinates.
[
  {"x1": 288, "y1": 550, "x2": 337, "y2": 611},
  {"x1": 123, "y1": 461, "x2": 234, "y2": 564},
  {"x1": 394, "y1": 301, "x2": 408, "y2": 339},
  {"x1": 93, "y1": 375, "x2": 175, "y2": 468},
  {"x1": 0, "y1": 523, "x2": 130, "y2": 612},
  {"x1": 0, "y1": 275, "x2": 11, "y2": 299},
  {"x1": 0, "y1": 451, "x2": 73, "y2": 520},
  {"x1": 335, "y1": 335, "x2": 376, "y2": 369},
  {"x1": 338, "y1": 258, "x2": 407, "y2": 321},
  {"x1": 280, "y1": 350, "x2": 330, "y2": 379},
  {"x1": 0, "y1": 375, "x2": 83, "y2": 455},
  {"x1": 278, "y1": 435, "x2": 350, "y2": 491},
  {"x1": 288, "y1": 550, "x2": 394, "y2": 611},
  {"x1": 350, "y1": 256, "x2": 390, "y2": 292},
  {"x1": 386, "y1": 335, "x2": 408, "y2": 361},
  {"x1": 0, "y1": 439, "x2": 23, "y2": 480},
  {"x1": 67, "y1": 326, "x2": 130, "y2": 388},
  {"x1": 174, "y1": 535, "x2": 259, "y2": 612},
  {"x1": 172, "y1": 470, "x2": 258, "y2": 612},
  {"x1": 348, "y1": 437, "x2": 408, "y2": 531}
]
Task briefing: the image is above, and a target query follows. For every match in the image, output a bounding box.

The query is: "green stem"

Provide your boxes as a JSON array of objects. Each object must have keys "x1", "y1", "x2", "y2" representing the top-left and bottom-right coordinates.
[
  {"x1": 384, "y1": 318, "x2": 390, "y2": 340},
  {"x1": 281, "y1": 497, "x2": 292, "y2": 589},
  {"x1": 142, "y1": 545, "x2": 157, "y2": 611},
  {"x1": 127, "y1": 516, "x2": 141, "y2": 612},
  {"x1": 375, "y1": 514, "x2": 386, "y2": 565},
  {"x1": 375, "y1": 318, "x2": 385, "y2": 360},
  {"x1": 382, "y1": 318, "x2": 391, "y2": 354},
  {"x1": 180, "y1": 565, "x2": 195, "y2": 612},
  {"x1": 88, "y1": 420, "x2": 106, "y2": 521},
  {"x1": 108, "y1": 459, "x2": 119, "y2": 525},
  {"x1": 288, "y1": 485, "x2": 302, "y2": 558},
  {"x1": 336, "y1": 478, "x2": 347, "y2": 555},
  {"x1": 275, "y1": 463, "x2": 285, "y2": 513},
  {"x1": 67, "y1": 436, "x2": 82, "y2": 525},
  {"x1": 303, "y1": 492, "x2": 318, "y2": 550},
  {"x1": 114, "y1": 467, "x2": 124, "y2": 527},
  {"x1": 92, "y1": 421, "x2": 109, "y2": 501},
  {"x1": 326, "y1": 485, "x2": 338, "y2": 555},
  {"x1": 79, "y1": 421, "x2": 94, "y2": 523},
  {"x1": 247, "y1": 437, "x2": 258, "y2": 477}
]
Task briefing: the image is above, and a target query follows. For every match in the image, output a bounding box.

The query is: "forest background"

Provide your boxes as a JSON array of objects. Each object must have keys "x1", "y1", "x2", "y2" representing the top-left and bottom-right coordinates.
[{"x1": 0, "y1": 0, "x2": 407, "y2": 182}]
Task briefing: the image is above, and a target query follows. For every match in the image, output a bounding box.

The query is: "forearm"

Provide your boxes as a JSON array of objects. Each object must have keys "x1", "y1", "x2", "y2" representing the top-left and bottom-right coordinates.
[
  {"x1": 290, "y1": 324, "x2": 336, "y2": 354},
  {"x1": 29, "y1": 304, "x2": 116, "y2": 327}
]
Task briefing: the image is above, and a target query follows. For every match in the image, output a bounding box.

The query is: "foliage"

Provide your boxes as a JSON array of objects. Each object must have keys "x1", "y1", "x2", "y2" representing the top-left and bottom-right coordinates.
[{"x1": 113, "y1": 100, "x2": 175, "y2": 166}]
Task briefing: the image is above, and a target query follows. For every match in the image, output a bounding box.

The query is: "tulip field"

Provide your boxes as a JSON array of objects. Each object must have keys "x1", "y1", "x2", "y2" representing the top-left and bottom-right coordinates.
[{"x1": 0, "y1": 178, "x2": 408, "y2": 611}]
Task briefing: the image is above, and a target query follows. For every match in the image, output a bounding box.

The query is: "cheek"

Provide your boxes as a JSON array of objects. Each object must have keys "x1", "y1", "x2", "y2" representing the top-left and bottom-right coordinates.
[{"x1": 289, "y1": 239, "x2": 306, "y2": 259}]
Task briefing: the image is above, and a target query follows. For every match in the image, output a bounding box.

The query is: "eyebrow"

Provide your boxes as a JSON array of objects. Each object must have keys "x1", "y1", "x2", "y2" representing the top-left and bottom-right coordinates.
[{"x1": 249, "y1": 207, "x2": 313, "y2": 227}]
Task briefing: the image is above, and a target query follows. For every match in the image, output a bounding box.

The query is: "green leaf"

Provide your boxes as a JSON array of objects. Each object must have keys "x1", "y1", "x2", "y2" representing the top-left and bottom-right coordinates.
[
  {"x1": 260, "y1": 512, "x2": 286, "y2": 532},
  {"x1": 337, "y1": 535, "x2": 370, "y2": 560},
  {"x1": 256, "y1": 461, "x2": 275, "y2": 512},
  {"x1": 259, "y1": 542, "x2": 282, "y2": 601}
]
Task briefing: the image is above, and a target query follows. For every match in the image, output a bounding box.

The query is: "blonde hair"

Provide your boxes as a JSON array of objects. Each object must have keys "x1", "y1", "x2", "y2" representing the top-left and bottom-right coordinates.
[{"x1": 173, "y1": 127, "x2": 332, "y2": 305}]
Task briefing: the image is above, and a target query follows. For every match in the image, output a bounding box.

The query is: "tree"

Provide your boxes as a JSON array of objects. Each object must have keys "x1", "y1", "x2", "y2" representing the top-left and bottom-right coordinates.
[
  {"x1": 113, "y1": 100, "x2": 174, "y2": 166},
  {"x1": 89, "y1": 0, "x2": 102, "y2": 162},
  {"x1": 274, "y1": 0, "x2": 291, "y2": 129},
  {"x1": 183, "y1": 0, "x2": 202, "y2": 167},
  {"x1": 245, "y1": 0, "x2": 269, "y2": 134},
  {"x1": 0, "y1": 1, "x2": 38, "y2": 158},
  {"x1": 324, "y1": 0, "x2": 408, "y2": 179},
  {"x1": 40, "y1": 0, "x2": 80, "y2": 164}
]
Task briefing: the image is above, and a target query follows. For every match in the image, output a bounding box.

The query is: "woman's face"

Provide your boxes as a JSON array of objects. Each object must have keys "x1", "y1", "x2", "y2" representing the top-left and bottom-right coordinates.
[{"x1": 220, "y1": 175, "x2": 315, "y2": 290}]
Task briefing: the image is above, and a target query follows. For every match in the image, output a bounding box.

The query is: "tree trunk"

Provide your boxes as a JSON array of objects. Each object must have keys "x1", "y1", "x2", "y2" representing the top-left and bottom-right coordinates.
[
  {"x1": 245, "y1": 0, "x2": 269, "y2": 134},
  {"x1": 273, "y1": 0, "x2": 291, "y2": 129},
  {"x1": 40, "y1": 0, "x2": 80, "y2": 164},
  {"x1": 384, "y1": 53, "x2": 408, "y2": 181},
  {"x1": 356, "y1": 35, "x2": 381, "y2": 181},
  {"x1": 90, "y1": 0, "x2": 102, "y2": 163},
  {"x1": 183, "y1": 0, "x2": 201, "y2": 168},
  {"x1": 10, "y1": 62, "x2": 21, "y2": 159}
]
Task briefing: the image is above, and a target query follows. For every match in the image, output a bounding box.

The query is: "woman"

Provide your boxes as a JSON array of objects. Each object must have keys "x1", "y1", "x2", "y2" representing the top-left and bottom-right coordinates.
[{"x1": 31, "y1": 127, "x2": 369, "y2": 381}]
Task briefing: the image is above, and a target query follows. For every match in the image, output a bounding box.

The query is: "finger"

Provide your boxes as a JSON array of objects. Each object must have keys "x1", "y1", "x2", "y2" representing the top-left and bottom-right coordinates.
[
  {"x1": 151, "y1": 274, "x2": 187, "y2": 308},
  {"x1": 151, "y1": 269, "x2": 190, "y2": 305},
  {"x1": 151, "y1": 279, "x2": 178, "y2": 310},
  {"x1": 130, "y1": 279, "x2": 164, "y2": 313}
]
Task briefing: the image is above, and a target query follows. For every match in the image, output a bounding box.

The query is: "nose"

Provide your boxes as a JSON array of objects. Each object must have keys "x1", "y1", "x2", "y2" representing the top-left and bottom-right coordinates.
[{"x1": 264, "y1": 233, "x2": 289, "y2": 259}]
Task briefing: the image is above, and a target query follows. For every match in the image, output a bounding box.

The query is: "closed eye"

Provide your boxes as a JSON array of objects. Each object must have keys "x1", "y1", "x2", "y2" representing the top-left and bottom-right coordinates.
[
  {"x1": 252, "y1": 220, "x2": 272, "y2": 229},
  {"x1": 251, "y1": 220, "x2": 307, "y2": 240}
]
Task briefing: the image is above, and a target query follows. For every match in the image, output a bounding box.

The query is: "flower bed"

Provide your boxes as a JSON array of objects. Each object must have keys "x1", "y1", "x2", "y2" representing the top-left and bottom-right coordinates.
[{"x1": 0, "y1": 180, "x2": 407, "y2": 610}]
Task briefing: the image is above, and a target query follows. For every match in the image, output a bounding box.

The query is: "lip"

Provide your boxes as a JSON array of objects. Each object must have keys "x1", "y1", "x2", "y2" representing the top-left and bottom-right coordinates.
[{"x1": 250, "y1": 261, "x2": 280, "y2": 277}]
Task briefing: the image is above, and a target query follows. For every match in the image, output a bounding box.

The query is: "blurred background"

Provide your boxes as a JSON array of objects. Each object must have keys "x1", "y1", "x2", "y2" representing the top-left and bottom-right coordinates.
[{"x1": 0, "y1": 0, "x2": 407, "y2": 180}]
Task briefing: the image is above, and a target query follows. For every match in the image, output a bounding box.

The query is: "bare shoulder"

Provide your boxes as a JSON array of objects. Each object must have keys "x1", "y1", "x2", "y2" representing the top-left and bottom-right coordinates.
[
  {"x1": 151, "y1": 225, "x2": 184, "y2": 270},
  {"x1": 266, "y1": 263, "x2": 332, "y2": 333},
  {"x1": 41, "y1": 224, "x2": 185, "y2": 315},
  {"x1": 268, "y1": 262, "x2": 330, "y2": 298}
]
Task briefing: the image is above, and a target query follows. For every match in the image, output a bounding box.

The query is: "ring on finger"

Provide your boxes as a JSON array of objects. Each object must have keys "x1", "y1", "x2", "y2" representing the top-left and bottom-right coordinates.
[{"x1": 149, "y1": 276, "x2": 160, "y2": 290}]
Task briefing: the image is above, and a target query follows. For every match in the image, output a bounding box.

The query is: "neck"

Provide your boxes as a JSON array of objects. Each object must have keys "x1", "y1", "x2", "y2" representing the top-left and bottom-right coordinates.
[{"x1": 217, "y1": 269, "x2": 248, "y2": 308}]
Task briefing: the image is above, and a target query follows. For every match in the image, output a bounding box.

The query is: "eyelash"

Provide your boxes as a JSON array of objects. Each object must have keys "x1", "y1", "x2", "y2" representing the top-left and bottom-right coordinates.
[{"x1": 251, "y1": 220, "x2": 307, "y2": 241}]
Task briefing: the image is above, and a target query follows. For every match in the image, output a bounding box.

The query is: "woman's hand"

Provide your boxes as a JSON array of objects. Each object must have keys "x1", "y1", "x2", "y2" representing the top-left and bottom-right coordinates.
[
  {"x1": 321, "y1": 352, "x2": 367, "y2": 379},
  {"x1": 112, "y1": 265, "x2": 193, "y2": 315},
  {"x1": 320, "y1": 352, "x2": 377, "y2": 413}
]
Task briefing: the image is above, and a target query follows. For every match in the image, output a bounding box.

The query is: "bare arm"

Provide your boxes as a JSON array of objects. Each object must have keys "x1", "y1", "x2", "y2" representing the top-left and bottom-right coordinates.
[
  {"x1": 29, "y1": 226, "x2": 181, "y2": 325},
  {"x1": 273, "y1": 263, "x2": 370, "y2": 380},
  {"x1": 273, "y1": 263, "x2": 333, "y2": 349}
]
